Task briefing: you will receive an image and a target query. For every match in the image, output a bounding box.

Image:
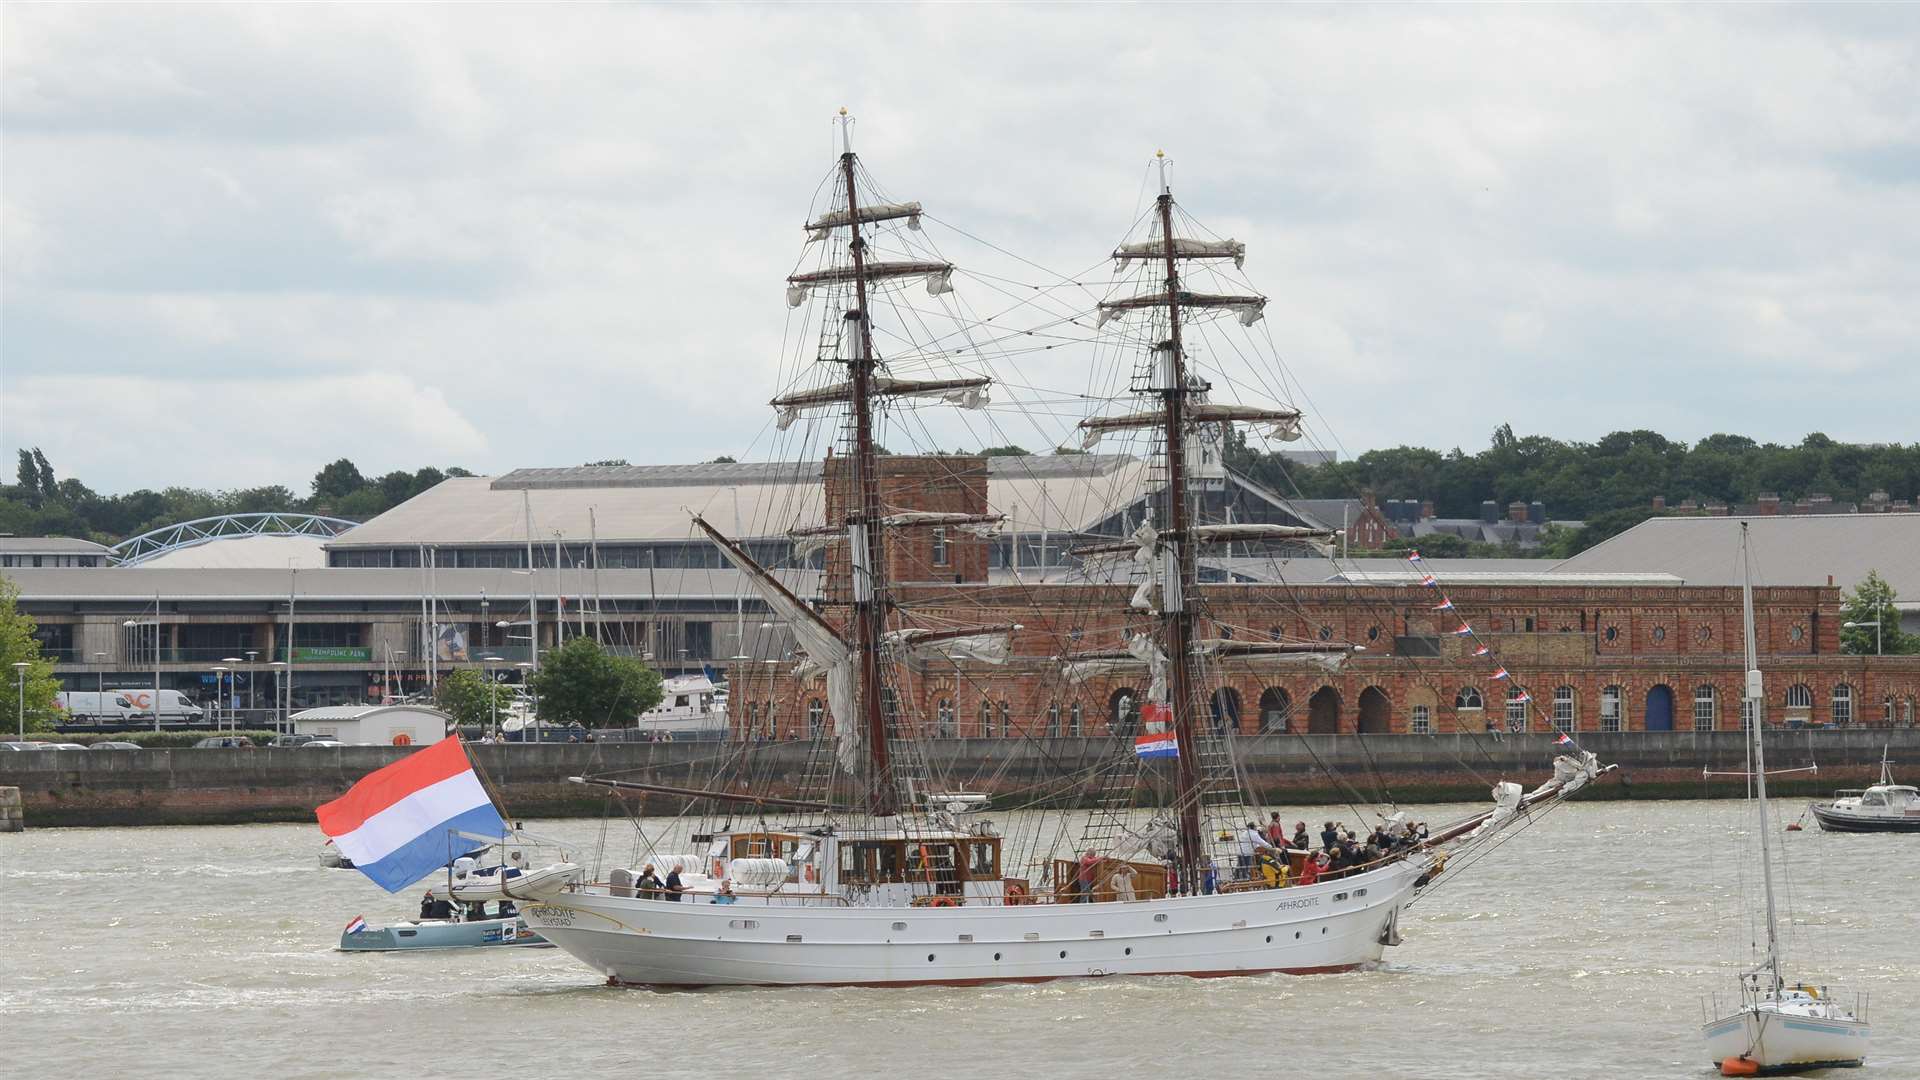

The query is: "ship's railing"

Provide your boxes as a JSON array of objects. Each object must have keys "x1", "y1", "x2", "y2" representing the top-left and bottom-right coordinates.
[
  {"x1": 575, "y1": 881, "x2": 852, "y2": 906},
  {"x1": 1701, "y1": 983, "x2": 1868, "y2": 1025}
]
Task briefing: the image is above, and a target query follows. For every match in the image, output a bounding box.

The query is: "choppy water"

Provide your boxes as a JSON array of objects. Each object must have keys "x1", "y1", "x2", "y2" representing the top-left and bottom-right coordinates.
[{"x1": 2, "y1": 801, "x2": 1914, "y2": 1080}]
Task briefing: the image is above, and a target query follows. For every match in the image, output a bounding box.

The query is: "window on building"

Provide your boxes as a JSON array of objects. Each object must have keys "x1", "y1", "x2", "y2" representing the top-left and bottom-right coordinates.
[
  {"x1": 1553, "y1": 686, "x2": 1575, "y2": 733},
  {"x1": 979, "y1": 699, "x2": 993, "y2": 738},
  {"x1": 1884, "y1": 696, "x2": 1894, "y2": 725},
  {"x1": 1070, "y1": 702, "x2": 1083, "y2": 736},
  {"x1": 807, "y1": 699, "x2": 824, "y2": 736},
  {"x1": 1410, "y1": 704, "x2": 1432, "y2": 735},
  {"x1": 1505, "y1": 688, "x2": 1529, "y2": 731},
  {"x1": 1259, "y1": 688, "x2": 1292, "y2": 733},
  {"x1": 1832, "y1": 684, "x2": 1853, "y2": 726},
  {"x1": 1785, "y1": 683, "x2": 1813, "y2": 710},
  {"x1": 1455, "y1": 687, "x2": 1483, "y2": 711},
  {"x1": 936, "y1": 699, "x2": 954, "y2": 738},
  {"x1": 998, "y1": 701, "x2": 1010, "y2": 737},
  {"x1": 1693, "y1": 685, "x2": 1716, "y2": 731},
  {"x1": 747, "y1": 702, "x2": 759, "y2": 739},
  {"x1": 1600, "y1": 685, "x2": 1623, "y2": 732},
  {"x1": 1047, "y1": 702, "x2": 1060, "y2": 737},
  {"x1": 931, "y1": 527, "x2": 949, "y2": 567},
  {"x1": 682, "y1": 621, "x2": 714, "y2": 659}
]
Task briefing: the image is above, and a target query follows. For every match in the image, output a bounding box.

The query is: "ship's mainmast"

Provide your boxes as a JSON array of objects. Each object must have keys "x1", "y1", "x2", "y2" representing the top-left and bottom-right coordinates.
[
  {"x1": 1151, "y1": 152, "x2": 1206, "y2": 884},
  {"x1": 837, "y1": 110, "x2": 898, "y2": 818}
]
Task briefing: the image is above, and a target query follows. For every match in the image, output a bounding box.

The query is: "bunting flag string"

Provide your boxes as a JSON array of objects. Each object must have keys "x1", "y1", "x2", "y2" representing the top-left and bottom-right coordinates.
[{"x1": 1404, "y1": 550, "x2": 1576, "y2": 752}]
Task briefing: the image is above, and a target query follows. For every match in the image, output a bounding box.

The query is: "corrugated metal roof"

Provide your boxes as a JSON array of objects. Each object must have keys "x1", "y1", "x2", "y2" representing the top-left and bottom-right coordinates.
[
  {"x1": 0, "y1": 536, "x2": 110, "y2": 554},
  {"x1": 1556, "y1": 514, "x2": 1920, "y2": 595},
  {"x1": 0, "y1": 565, "x2": 819, "y2": 601}
]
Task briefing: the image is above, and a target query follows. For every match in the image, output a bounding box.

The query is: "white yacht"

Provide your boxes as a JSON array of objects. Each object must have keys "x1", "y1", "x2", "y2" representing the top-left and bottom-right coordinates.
[
  {"x1": 1809, "y1": 750, "x2": 1920, "y2": 833},
  {"x1": 633, "y1": 674, "x2": 728, "y2": 741}
]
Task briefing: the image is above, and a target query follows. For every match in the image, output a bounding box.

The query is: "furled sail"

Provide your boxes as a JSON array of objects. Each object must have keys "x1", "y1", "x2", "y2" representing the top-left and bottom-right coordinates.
[
  {"x1": 1094, "y1": 290, "x2": 1266, "y2": 329},
  {"x1": 773, "y1": 376, "x2": 990, "y2": 431},
  {"x1": 1190, "y1": 639, "x2": 1350, "y2": 671},
  {"x1": 1112, "y1": 237, "x2": 1245, "y2": 269},
  {"x1": 1076, "y1": 401, "x2": 1302, "y2": 448},
  {"x1": 786, "y1": 260, "x2": 954, "y2": 307},
  {"x1": 690, "y1": 514, "x2": 860, "y2": 771},
  {"x1": 790, "y1": 511, "x2": 1001, "y2": 560},
  {"x1": 806, "y1": 201, "x2": 923, "y2": 241},
  {"x1": 1061, "y1": 632, "x2": 1170, "y2": 703},
  {"x1": 886, "y1": 625, "x2": 1018, "y2": 666}
]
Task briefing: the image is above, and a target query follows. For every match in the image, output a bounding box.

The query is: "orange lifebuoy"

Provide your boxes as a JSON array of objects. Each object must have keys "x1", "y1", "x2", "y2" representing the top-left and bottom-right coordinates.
[
  {"x1": 1003, "y1": 882, "x2": 1028, "y2": 906},
  {"x1": 928, "y1": 895, "x2": 960, "y2": 907},
  {"x1": 391, "y1": 733, "x2": 412, "y2": 746}
]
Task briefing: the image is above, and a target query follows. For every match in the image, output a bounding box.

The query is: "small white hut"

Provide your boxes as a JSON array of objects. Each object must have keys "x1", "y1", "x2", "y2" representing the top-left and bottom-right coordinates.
[{"x1": 289, "y1": 704, "x2": 453, "y2": 746}]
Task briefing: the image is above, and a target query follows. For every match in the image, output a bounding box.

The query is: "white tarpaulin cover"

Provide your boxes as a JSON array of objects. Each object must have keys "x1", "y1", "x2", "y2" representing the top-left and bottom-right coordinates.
[
  {"x1": 806, "y1": 201, "x2": 924, "y2": 241},
  {"x1": 1112, "y1": 237, "x2": 1246, "y2": 269}
]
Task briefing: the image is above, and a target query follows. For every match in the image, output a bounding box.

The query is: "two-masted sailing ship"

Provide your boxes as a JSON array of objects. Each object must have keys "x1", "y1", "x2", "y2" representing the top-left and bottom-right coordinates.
[{"x1": 513, "y1": 113, "x2": 1607, "y2": 988}]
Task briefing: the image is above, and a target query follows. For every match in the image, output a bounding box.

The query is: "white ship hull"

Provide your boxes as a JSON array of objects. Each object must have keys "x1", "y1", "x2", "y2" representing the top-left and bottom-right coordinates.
[
  {"x1": 1702, "y1": 1002, "x2": 1868, "y2": 1073},
  {"x1": 521, "y1": 857, "x2": 1426, "y2": 988}
]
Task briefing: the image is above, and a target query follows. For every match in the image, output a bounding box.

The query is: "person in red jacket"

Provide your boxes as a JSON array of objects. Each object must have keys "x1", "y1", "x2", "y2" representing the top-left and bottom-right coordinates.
[{"x1": 1296, "y1": 850, "x2": 1327, "y2": 886}]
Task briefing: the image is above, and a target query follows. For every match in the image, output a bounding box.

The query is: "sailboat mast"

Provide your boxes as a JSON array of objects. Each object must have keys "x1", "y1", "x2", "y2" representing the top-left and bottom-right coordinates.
[
  {"x1": 1153, "y1": 151, "x2": 1205, "y2": 882},
  {"x1": 838, "y1": 111, "x2": 897, "y2": 818},
  {"x1": 1740, "y1": 521, "x2": 1783, "y2": 990}
]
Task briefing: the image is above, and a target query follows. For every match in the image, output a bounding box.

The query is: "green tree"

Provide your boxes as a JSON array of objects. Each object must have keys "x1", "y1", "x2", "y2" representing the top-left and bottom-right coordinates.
[
  {"x1": 0, "y1": 578, "x2": 60, "y2": 733},
  {"x1": 979, "y1": 445, "x2": 1030, "y2": 457},
  {"x1": 1839, "y1": 570, "x2": 1914, "y2": 655},
  {"x1": 310, "y1": 458, "x2": 367, "y2": 504},
  {"x1": 528, "y1": 637, "x2": 664, "y2": 728},
  {"x1": 435, "y1": 668, "x2": 515, "y2": 729}
]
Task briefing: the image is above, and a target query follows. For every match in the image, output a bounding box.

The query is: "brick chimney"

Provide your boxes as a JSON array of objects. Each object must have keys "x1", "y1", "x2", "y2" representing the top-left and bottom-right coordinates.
[
  {"x1": 1420, "y1": 499, "x2": 1435, "y2": 521},
  {"x1": 1757, "y1": 492, "x2": 1780, "y2": 515},
  {"x1": 1507, "y1": 500, "x2": 1528, "y2": 522},
  {"x1": 1651, "y1": 495, "x2": 1666, "y2": 511}
]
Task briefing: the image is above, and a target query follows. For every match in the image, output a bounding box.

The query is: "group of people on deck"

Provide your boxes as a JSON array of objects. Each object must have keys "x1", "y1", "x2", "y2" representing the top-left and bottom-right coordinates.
[
  {"x1": 416, "y1": 890, "x2": 517, "y2": 922},
  {"x1": 1233, "y1": 812, "x2": 1431, "y2": 887},
  {"x1": 631, "y1": 863, "x2": 738, "y2": 903}
]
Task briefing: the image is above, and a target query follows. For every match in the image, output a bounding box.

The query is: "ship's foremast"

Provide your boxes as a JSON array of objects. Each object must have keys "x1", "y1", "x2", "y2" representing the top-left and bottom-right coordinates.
[{"x1": 838, "y1": 114, "x2": 898, "y2": 818}]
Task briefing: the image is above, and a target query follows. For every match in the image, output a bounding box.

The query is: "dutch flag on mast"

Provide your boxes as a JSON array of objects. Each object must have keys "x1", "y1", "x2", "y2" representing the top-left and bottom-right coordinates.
[{"x1": 316, "y1": 738, "x2": 507, "y2": 893}]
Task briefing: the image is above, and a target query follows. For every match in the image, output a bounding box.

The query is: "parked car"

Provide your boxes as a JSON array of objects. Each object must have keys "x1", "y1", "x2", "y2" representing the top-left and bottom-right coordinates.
[
  {"x1": 88, "y1": 741, "x2": 143, "y2": 750},
  {"x1": 192, "y1": 736, "x2": 255, "y2": 748},
  {"x1": 0, "y1": 741, "x2": 51, "y2": 752},
  {"x1": 270, "y1": 734, "x2": 316, "y2": 747},
  {"x1": 300, "y1": 739, "x2": 344, "y2": 748},
  {"x1": 43, "y1": 742, "x2": 89, "y2": 751}
]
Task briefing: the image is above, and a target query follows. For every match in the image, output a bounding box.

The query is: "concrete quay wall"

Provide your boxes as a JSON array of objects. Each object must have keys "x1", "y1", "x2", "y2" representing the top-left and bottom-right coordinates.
[{"x1": 2, "y1": 730, "x2": 1915, "y2": 827}]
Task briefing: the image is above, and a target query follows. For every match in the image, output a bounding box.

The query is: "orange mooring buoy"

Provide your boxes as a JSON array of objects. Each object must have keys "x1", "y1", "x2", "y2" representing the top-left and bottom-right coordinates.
[
  {"x1": 1786, "y1": 822, "x2": 1804, "y2": 832},
  {"x1": 1720, "y1": 1056, "x2": 1761, "y2": 1077}
]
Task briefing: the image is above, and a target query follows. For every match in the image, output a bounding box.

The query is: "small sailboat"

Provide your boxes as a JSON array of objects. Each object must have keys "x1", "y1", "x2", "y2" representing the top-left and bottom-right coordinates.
[
  {"x1": 1808, "y1": 747, "x2": 1920, "y2": 833},
  {"x1": 1701, "y1": 523, "x2": 1870, "y2": 1075}
]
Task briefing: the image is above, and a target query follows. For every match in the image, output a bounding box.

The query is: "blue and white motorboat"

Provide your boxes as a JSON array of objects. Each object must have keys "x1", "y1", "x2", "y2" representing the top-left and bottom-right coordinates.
[{"x1": 337, "y1": 913, "x2": 549, "y2": 952}]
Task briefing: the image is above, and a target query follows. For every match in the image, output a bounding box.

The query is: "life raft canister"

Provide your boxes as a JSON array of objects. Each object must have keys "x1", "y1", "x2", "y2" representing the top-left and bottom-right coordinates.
[
  {"x1": 391, "y1": 733, "x2": 412, "y2": 746},
  {"x1": 1003, "y1": 882, "x2": 1028, "y2": 905},
  {"x1": 928, "y1": 895, "x2": 960, "y2": 907}
]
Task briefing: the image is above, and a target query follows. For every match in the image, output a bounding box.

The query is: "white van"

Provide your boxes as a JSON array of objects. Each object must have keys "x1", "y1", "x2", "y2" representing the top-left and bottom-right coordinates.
[
  {"x1": 56, "y1": 691, "x2": 141, "y2": 724},
  {"x1": 126, "y1": 689, "x2": 205, "y2": 724}
]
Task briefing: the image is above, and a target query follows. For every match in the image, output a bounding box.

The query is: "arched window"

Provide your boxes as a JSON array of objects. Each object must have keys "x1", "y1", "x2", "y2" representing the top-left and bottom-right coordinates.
[
  {"x1": 807, "y1": 699, "x2": 824, "y2": 736},
  {"x1": 1047, "y1": 702, "x2": 1060, "y2": 737},
  {"x1": 1070, "y1": 702, "x2": 1084, "y2": 736},
  {"x1": 936, "y1": 698, "x2": 954, "y2": 739},
  {"x1": 1258, "y1": 688, "x2": 1292, "y2": 733},
  {"x1": 764, "y1": 701, "x2": 778, "y2": 739},
  {"x1": 1553, "y1": 686, "x2": 1576, "y2": 732},
  {"x1": 998, "y1": 701, "x2": 1010, "y2": 738},
  {"x1": 1210, "y1": 687, "x2": 1242, "y2": 735},
  {"x1": 1109, "y1": 689, "x2": 1140, "y2": 737},
  {"x1": 1692, "y1": 685, "x2": 1716, "y2": 731},
  {"x1": 1455, "y1": 687, "x2": 1483, "y2": 711},
  {"x1": 1410, "y1": 704, "x2": 1432, "y2": 735},
  {"x1": 1885, "y1": 695, "x2": 1895, "y2": 725},
  {"x1": 1600, "y1": 685, "x2": 1622, "y2": 732},
  {"x1": 979, "y1": 699, "x2": 994, "y2": 738},
  {"x1": 1832, "y1": 684, "x2": 1853, "y2": 726},
  {"x1": 1505, "y1": 687, "x2": 1529, "y2": 732},
  {"x1": 1784, "y1": 683, "x2": 1813, "y2": 709}
]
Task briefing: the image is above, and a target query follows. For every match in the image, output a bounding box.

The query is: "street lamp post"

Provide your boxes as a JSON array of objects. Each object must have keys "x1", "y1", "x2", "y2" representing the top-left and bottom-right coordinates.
[
  {"x1": 12, "y1": 662, "x2": 28, "y2": 740},
  {"x1": 212, "y1": 667, "x2": 230, "y2": 734},
  {"x1": 1843, "y1": 620, "x2": 1883, "y2": 656},
  {"x1": 268, "y1": 660, "x2": 288, "y2": 733},
  {"x1": 515, "y1": 660, "x2": 536, "y2": 742},
  {"x1": 245, "y1": 650, "x2": 258, "y2": 718},
  {"x1": 221, "y1": 658, "x2": 243, "y2": 732},
  {"x1": 93, "y1": 652, "x2": 108, "y2": 725},
  {"x1": 482, "y1": 655, "x2": 505, "y2": 740}
]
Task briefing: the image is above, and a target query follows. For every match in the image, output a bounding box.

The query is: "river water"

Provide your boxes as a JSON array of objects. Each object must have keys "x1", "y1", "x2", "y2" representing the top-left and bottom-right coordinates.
[{"x1": 3, "y1": 800, "x2": 1914, "y2": 1080}]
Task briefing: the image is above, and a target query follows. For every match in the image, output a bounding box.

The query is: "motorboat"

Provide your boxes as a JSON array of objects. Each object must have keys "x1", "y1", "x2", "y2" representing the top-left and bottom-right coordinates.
[
  {"x1": 1700, "y1": 524, "x2": 1869, "y2": 1074},
  {"x1": 632, "y1": 674, "x2": 728, "y2": 741},
  {"x1": 448, "y1": 851, "x2": 583, "y2": 904},
  {"x1": 1809, "y1": 749, "x2": 1920, "y2": 833},
  {"x1": 337, "y1": 913, "x2": 548, "y2": 952}
]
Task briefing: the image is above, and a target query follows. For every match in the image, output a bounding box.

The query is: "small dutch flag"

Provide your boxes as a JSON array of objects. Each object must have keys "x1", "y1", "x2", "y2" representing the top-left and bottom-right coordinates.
[
  {"x1": 1473, "y1": 644, "x2": 1491, "y2": 656},
  {"x1": 1452, "y1": 623, "x2": 1475, "y2": 636},
  {"x1": 1433, "y1": 598, "x2": 1455, "y2": 611},
  {"x1": 344, "y1": 915, "x2": 367, "y2": 935},
  {"x1": 1420, "y1": 574, "x2": 1437, "y2": 588},
  {"x1": 1406, "y1": 550, "x2": 1424, "y2": 563},
  {"x1": 1554, "y1": 733, "x2": 1575, "y2": 747},
  {"x1": 1491, "y1": 667, "x2": 1510, "y2": 681}
]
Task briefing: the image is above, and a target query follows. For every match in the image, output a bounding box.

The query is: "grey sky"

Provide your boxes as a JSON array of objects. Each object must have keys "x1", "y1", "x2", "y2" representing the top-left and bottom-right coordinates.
[{"x1": 3, "y1": 4, "x2": 1916, "y2": 494}]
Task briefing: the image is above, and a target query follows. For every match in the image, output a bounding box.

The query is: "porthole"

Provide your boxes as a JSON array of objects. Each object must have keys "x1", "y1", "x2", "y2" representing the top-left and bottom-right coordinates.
[
  {"x1": 994, "y1": 952, "x2": 1002, "y2": 960},
  {"x1": 1356, "y1": 888, "x2": 1368, "y2": 897},
  {"x1": 1124, "y1": 947, "x2": 1132, "y2": 956},
  {"x1": 1294, "y1": 931, "x2": 1301, "y2": 939},
  {"x1": 1652, "y1": 626, "x2": 1667, "y2": 643},
  {"x1": 892, "y1": 922, "x2": 908, "y2": 931},
  {"x1": 1320, "y1": 927, "x2": 1327, "y2": 935},
  {"x1": 1318, "y1": 624, "x2": 1334, "y2": 641},
  {"x1": 1153, "y1": 913, "x2": 1168, "y2": 923},
  {"x1": 1265, "y1": 935, "x2": 1272, "y2": 943},
  {"x1": 958, "y1": 934, "x2": 973, "y2": 943},
  {"x1": 1604, "y1": 625, "x2": 1619, "y2": 643},
  {"x1": 1367, "y1": 625, "x2": 1380, "y2": 641},
  {"x1": 927, "y1": 954, "x2": 936, "y2": 962},
  {"x1": 1059, "y1": 950, "x2": 1068, "y2": 959},
  {"x1": 787, "y1": 934, "x2": 803, "y2": 943}
]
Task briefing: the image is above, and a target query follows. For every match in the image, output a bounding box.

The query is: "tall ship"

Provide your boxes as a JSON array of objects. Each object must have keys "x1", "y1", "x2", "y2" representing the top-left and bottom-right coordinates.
[{"x1": 515, "y1": 113, "x2": 1607, "y2": 988}]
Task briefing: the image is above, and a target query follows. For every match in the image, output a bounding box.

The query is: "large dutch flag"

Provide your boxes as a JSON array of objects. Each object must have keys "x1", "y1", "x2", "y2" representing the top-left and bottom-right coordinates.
[
  {"x1": 1135, "y1": 732, "x2": 1179, "y2": 758},
  {"x1": 316, "y1": 737, "x2": 507, "y2": 893}
]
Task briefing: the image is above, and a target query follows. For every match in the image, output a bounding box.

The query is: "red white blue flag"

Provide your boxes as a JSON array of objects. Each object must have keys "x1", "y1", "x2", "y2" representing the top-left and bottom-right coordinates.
[
  {"x1": 316, "y1": 737, "x2": 506, "y2": 893},
  {"x1": 344, "y1": 915, "x2": 367, "y2": 934},
  {"x1": 1405, "y1": 550, "x2": 1423, "y2": 563},
  {"x1": 1420, "y1": 574, "x2": 1437, "y2": 587},
  {"x1": 1433, "y1": 598, "x2": 1455, "y2": 611},
  {"x1": 1135, "y1": 732, "x2": 1178, "y2": 758},
  {"x1": 1554, "y1": 732, "x2": 1575, "y2": 747},
  {"x1": 1473, "y1": 644, "x2": 1491, "y2": 656},
  {"x1": 1453, "y1": 623, "x2": 1474, "y2": 636},
  {"x1": 1491, "y1": 667, "x2": 1510, "y2": 681}
]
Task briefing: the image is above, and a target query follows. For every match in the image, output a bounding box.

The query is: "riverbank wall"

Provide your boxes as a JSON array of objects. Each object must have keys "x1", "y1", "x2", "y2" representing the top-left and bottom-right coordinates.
[{"x1": 4, "y1": 729, "x2": 1915, "y2": 827}]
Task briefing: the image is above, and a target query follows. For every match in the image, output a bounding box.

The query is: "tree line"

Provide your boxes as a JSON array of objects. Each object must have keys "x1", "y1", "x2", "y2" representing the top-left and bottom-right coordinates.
[{"x1": 1, "y1": 450, "x2": 473, "y2": 544}]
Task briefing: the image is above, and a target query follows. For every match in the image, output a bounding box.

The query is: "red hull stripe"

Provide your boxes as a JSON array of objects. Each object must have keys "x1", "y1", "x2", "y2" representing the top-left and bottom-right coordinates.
[
  {"x1": 316, "y1": 737, "x2": 475, "y2": 836},
  {"x1": 607, "y1": 963, "x2": 1362, "y2": 990}
]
